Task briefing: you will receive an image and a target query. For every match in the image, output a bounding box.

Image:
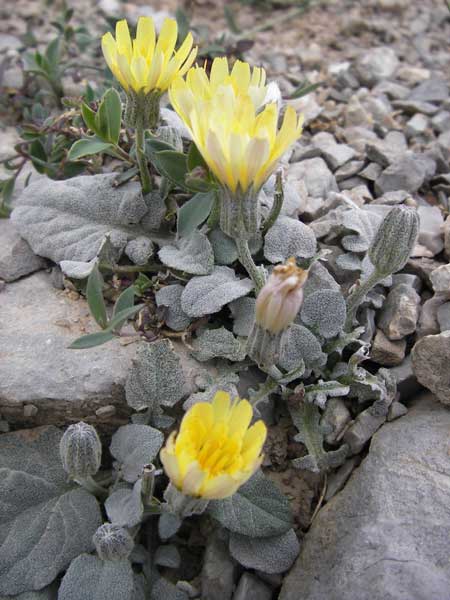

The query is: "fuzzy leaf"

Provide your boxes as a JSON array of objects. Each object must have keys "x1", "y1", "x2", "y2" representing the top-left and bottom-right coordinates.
[
  {"x1": 105, "y1": 481, "x2": 144, "y2": 527},
  {"x1": 0, "y1": 427, "x2": 101, "y2": 596},
  {"x1": 340, "y1": 209, "x2": 382, "y2": 253},
  {"x1": 280, "y1": 324, "x2": 326, "y2": 371},
  {"x1": 177, "y1": 192, "x2": 215, "y2": 238},
  {"x1": 229, "y1": 529, "x2": 300, "y2": 574},
  {"x1": 110, "y1": 425, "x2": 163, "y2": 483},
  {"x1": 155, "y1": 284, "x2": 191, "y2": 332},
  {"x1": 158, "y1": 513, "x2": 182, "y2": 540},
  {"x1": 158, "y1": 231, "x2": 214, "y2": 275},
  {"x1": 58, "y1": 555, "x2": 134, "y2": 600},
  {"x1": 192, "y1": 327, "x2": 246, "y2": 362},
  {"x1": 125, "y1": 340, "x2": 186, "y2": 412},
  {"x1": 11, "y1": 174, "x2": 149, "y2": 266},
  {"x1": 181, "y1": 266, "x2": 253, "y2": 318},
  {"x1": 208, "y1": 229, "x2": 238, "y2": 265},
  {"x1": 264, "y1": 216, "x2": 316, "y2": 263},
  {"x1": 301, "y1": 290, "x2": 346, "y2": 338},
  {"x1": 208, "y1": 471, "x2": 292, "y2": 538},
  {"x1": 229, "y1": 297, "x2": 256, "y2": 337},
  {"x1": 289, "y1": 400, "x2": 348, "y2": 473}
]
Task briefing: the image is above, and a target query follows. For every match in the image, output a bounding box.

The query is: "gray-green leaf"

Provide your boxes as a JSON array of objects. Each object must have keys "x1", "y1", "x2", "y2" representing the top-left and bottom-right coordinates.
[
  {"x1": 110, "y1": 424, "x2": 164, "y2": 483},
  {"x1": 181, "y1": 266, "x2": 253, "y2": 318},
  {"x1": 58, "y1": 555, "x2": 134, "y2": 600},
  {"x1": 208, "y1": 471, "x2": 292, "y2": 538},
  {"x1": 158, "y1": 231, "x2": 214, "y2": 275},
  {"x1": 229, "y1": 529, "x2": 300, "y2": 574},
  {"x1": 0, "y1": 427, "x2": 101, "y2": 596}
]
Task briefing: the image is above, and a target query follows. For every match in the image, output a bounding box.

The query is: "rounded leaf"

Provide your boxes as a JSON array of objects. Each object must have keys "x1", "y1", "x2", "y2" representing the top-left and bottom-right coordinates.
[{"x1": 301, "y1": 290, "x2": 346, "y2": 338}]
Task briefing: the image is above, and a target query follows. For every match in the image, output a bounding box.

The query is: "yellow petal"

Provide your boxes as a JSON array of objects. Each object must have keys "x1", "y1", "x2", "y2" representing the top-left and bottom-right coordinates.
[
  {"x1": 211, "y1": 390, "x2": 231, "y2": 422},
  {"x1": 135, "y1": 16, "x2": 155, "y2": 58},
  {"x1": 228, "y1": 399, "x2": 253, "y2": 439},
  {"x1": 116, "y1": 19, "x2": 132, "y2": 60},
  {"x1": 210, "y1": 56, "x2": 229, "y2": 88},
  {"x1": 155, "y1": 17, "x2": 178, "y2": 57}
]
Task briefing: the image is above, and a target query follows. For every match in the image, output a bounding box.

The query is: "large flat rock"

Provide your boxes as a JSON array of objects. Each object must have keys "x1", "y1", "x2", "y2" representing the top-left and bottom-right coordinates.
[
  {"x1": 0, "y1": 219, "x2": 47, "y2": 282},
  {"x1": 0, "y1": 271, "x2": 137, "y2": 427},
  {"x1": 280, "y1": 395, "x2": 450, "y2": 600}
]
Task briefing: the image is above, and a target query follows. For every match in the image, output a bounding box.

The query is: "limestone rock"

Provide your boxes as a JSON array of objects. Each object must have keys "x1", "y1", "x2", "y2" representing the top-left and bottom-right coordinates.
[
  {"x1": 0, "y1": 271, "x2": 136, "y2": 427},
  {"x1": 354, "y1": 47, "x2": 399, "y2": 86},
  {"x1": 0, "y1": 219, "x2": 47, "y2": 282},
  {"x1": 412, "y1": 331, "x2": 450, "y2": 405},
  {"x1": 280, "y1": 396, "x2": 450, "y2": 600},
  {"x1": 377, "y1": 284, "x2": 421, "y2": 340},
  {"x1": 371, "y1": 329, "x2": 406, "y2": 366}
]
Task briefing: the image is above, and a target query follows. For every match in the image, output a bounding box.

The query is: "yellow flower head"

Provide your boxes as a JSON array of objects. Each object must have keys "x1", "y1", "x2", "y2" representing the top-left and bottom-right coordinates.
[
  {"x1": 169, "y1": 57, "x2": 303, "y2": 194},
  {"x1": 160, "y1": 391, "x2": 267, "y2": 500},
  {"x1": 256, "y1": 257, "x2": 308, "y2": 334},
  {"x1": 101, "y1": 17, "x2": 197, "y2": 95}
]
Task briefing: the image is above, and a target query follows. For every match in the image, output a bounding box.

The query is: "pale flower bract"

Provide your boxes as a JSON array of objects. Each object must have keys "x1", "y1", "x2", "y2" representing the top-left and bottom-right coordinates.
[{"x1": 160, "y1": 391, "x2": 267, "y2": 500}]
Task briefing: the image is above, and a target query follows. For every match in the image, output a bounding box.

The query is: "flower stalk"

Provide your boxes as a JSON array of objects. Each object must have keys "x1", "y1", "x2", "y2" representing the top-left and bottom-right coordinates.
[{"x1": 235, "y1": 236, "x2": 266, "y2": 293}]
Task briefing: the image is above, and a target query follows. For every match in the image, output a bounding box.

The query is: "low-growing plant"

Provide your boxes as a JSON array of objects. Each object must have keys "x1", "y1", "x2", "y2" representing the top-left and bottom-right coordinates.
[{"x1": 1, "y1": 11, "x2": 421, "y2": 598}]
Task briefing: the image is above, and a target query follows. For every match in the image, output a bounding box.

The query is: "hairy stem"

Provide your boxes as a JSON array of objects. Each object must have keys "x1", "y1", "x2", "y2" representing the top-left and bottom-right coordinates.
[
  {"x1": 75, "y1": 475, "x2": 108, "y2": 500},
  {"x1": 135, "y1": 123, "x2": 152, "y2": 194},
  {"x1": 345, "y1": 270, "x2": 383, "y2": 331},
  {"x1": 236, "y1": 237, "x2": 266, "y2": 293},
  {"x1": 262, "y1": 171, "x2": 284, "y2": 235}
]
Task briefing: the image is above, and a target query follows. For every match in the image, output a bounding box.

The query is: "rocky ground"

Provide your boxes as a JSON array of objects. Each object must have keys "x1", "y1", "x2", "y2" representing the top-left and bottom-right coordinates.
[{"x1": 1, "y1": 0, "x2": 450, "y2": 599}]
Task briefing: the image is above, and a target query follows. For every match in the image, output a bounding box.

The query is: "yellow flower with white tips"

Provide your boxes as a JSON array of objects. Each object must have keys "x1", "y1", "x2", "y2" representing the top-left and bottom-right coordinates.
[
  {"x1": 169, "y1": 57, "x2": 303, "y2": 194},
  {"x1": 102, "y1": 17, "x2": 197, "y2": 95},
  {"x1": 160, "y1": 391, "x2": 267, "y2": 500}
]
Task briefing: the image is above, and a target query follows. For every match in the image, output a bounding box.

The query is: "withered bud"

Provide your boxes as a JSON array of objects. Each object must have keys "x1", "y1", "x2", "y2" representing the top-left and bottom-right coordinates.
[{"x1": 255, "y1": 257, "x2": 308, "y2": 334}]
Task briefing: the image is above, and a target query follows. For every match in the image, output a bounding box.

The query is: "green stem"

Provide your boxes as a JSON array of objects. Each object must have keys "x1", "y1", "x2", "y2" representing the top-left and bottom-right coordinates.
[
  {"x1": 236, "y1": 237, "x2": 266, "y2": 293},
  {"x1": 99, "y1": 262, "x2": 160, "y2": 274},
  {"x1": 345, "y1": 270, "x2": 383, "y2": 331},
  {"x1": 262, "y1": 171, "x2": 284, "y2": 236},
  {"x1": 206, "y1": 192, "x2": 220, "y2": 229},
  {"x1": 75, "y1": 475, "x2": 108, "y2": 500},
  {"x1": 135, "y1": 123, "x2": 152, "y2": 194}
]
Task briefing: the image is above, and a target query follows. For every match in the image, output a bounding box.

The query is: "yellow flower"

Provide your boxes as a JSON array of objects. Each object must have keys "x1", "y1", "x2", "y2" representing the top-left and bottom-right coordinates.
[
  {"x1": 169, "y1": 57, "x2": 303, "y2": 194},
  {"x1": 101, "y1": 17, "x2": 197, "y2": 95},
  {"x1": 160, "y1": 391, "x2": 267, "y2": 500},
  {"x1": 256, "y1": 257, "x2": 308, "y2": 334}
]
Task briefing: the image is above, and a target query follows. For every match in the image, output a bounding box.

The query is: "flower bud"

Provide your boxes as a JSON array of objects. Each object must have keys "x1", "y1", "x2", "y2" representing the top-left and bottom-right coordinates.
[
  {"x1": 60, "y1": 422, "x2": 102, "y2": 478},
  {"x1": 93, "y1": 523, "x2": 134, "y2": 561},
  {"x1": 255, "y1": 257, "x2": 308, "y2": 334},
  {"x1": 369, "y1": 206, "x2": 419, "y2": 277},
  {"x1": 248, "y1": 258, "x2": 308, "y2": 367}
]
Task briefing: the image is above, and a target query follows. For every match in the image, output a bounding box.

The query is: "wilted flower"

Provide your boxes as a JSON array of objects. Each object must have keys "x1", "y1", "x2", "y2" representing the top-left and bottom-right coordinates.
[
  {"x1": 102, "y1": 17, "x2": 197, "y2": 95},
  {"x1": 169, "y1": 57, "x2": 303, "y2": 195},
  {"x1": 160, "y1": 391, "x2": 266, "y2": 500},
  {"x1": 248, "y1": 258, "x2": 308, "y2": 367},
  {"x1": 256, "y1": 257, "x2": 308, "y2": 334},
  {"x1": 60, "y1": 421, "x2": 102, "y2": 479}
]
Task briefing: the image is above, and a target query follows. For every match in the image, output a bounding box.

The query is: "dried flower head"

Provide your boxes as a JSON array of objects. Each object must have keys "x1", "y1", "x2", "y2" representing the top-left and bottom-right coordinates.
[
  {"x1": 255, "y1": 257, "x2": 308, "y2": 334},
  {"x1": 160, "y1": 391, "x2": 266, "y2": 500}
]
